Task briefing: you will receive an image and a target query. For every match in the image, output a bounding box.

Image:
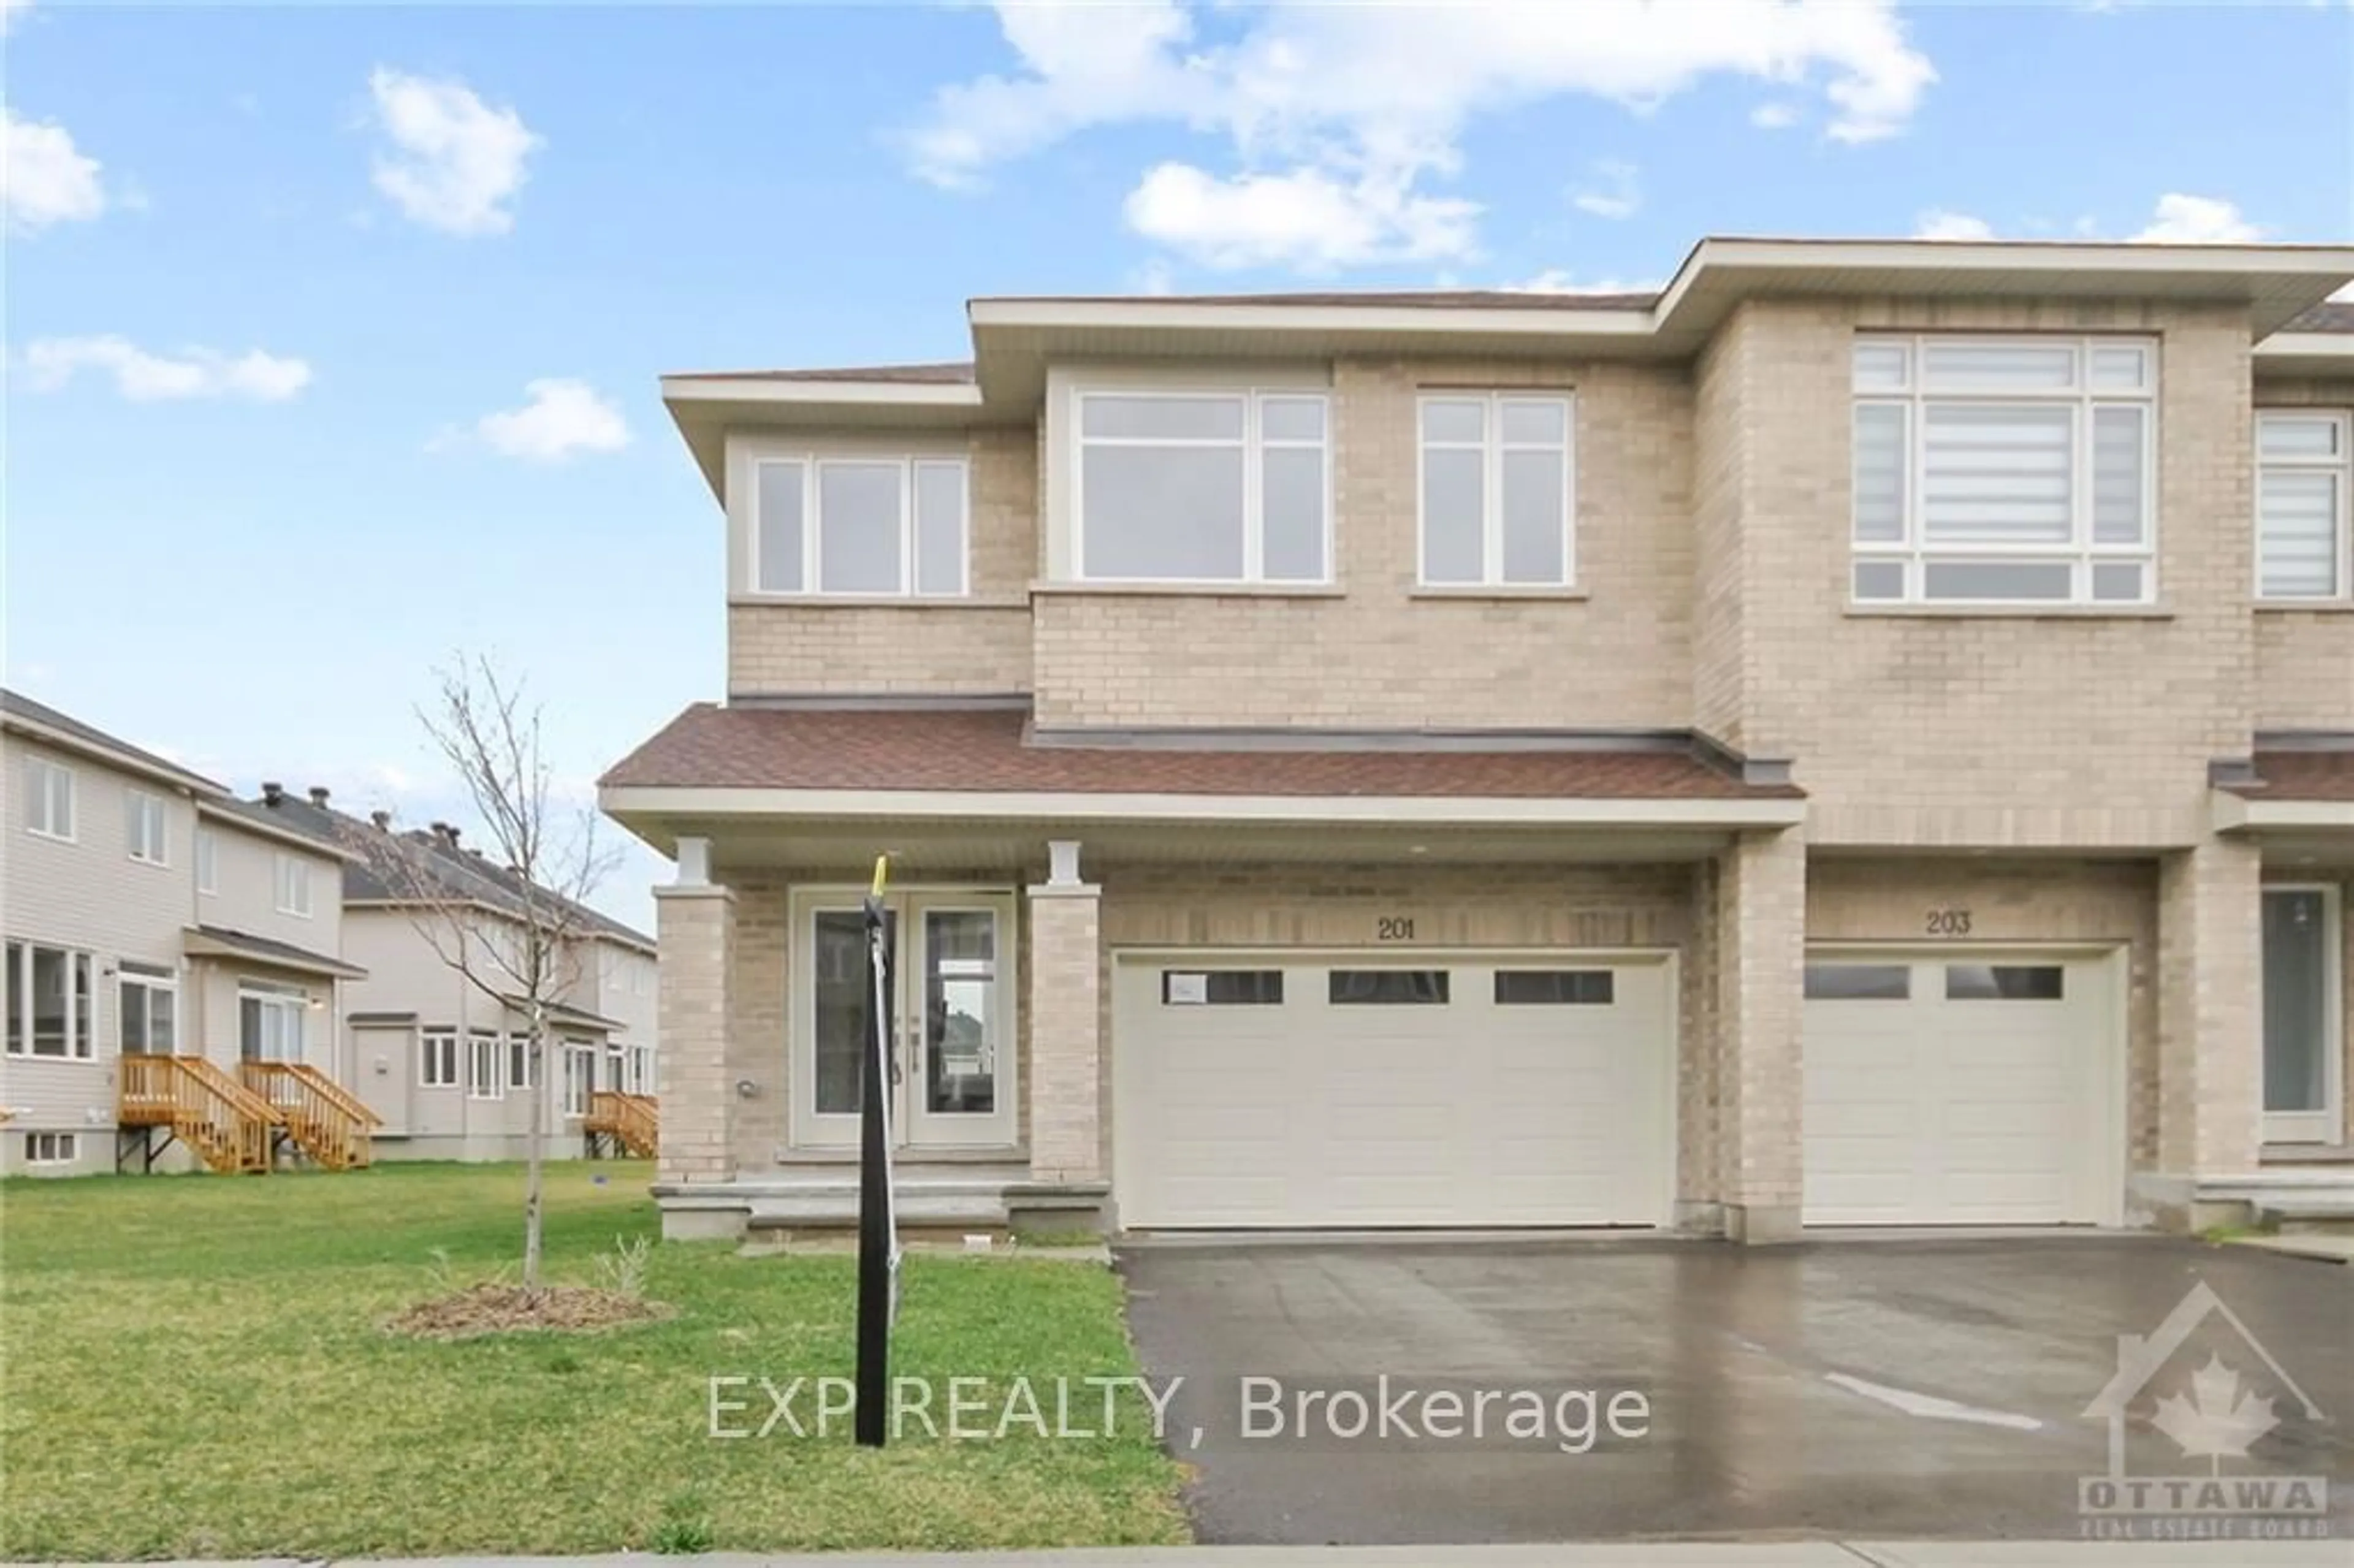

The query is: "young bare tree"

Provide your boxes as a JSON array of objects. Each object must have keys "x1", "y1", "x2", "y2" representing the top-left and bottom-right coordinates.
[{"x1": 341, "y1": 655, "x2": 620, "y2": 1289}]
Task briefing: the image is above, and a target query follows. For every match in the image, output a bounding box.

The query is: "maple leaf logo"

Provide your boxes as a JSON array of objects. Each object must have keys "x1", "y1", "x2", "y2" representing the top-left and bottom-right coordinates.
[{"x1": 2150, "y1": 1355, "x2": 2279, "y2": 1475}]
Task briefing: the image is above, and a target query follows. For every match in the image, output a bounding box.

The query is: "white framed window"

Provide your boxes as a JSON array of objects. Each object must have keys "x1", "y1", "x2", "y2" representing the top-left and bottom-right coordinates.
[
  {"x1": 239, "y1": 983, "x2": 307, "y2": 1063},
  {"x1": 467, "y1": 1030, "x2": 503, "y2": 1100},
  {"x1": 119, "y1": 964, "x2": 178, "y2": 1054},
  {"x1": 1071, "y1": 389, "x2": 1330, "y2": 584},
  {"x1": 631, "y1": 1044, "x2": 655, "y2": 1095},
  {"x1": 126, "y1": 790, "x2": 168, "y2": 866},
  {"x1": 4, "y1": 942, "x2": 94, "y2": 1059},
  {"x1": 507, "y1": 1031, "x2": 539, "y2": 1090},
  {"x1": 24, "y1": 756, "x2": 74, "y2": 841},
  {"x1": 2257, "y1": 411, "x2": 2352, "y2": 601},
  {"x1": 273, "y1": 852, "x2": 312, "y2": 918},
  {"x1": 25, "y1": 1132, "x2": 78, "y2": 1165},
  {"x1": 195, "y1": 828, "x2": 218, "y2": 896},
  {"x1": 1851, "y1": 335, "x2": 2157, "y2": 607},
  {"x1": 421, "y1": 1029, "x2": 459, "y2": 1088},
  {"x1": 561, "y1": 1039, "x2": 595, "y2": 1117},
  {"x1": 750, "y1": 455, "x2": 968, "y2": 596},
  {"x1": 1418, "y1": 393, "x2": 1576, "y2": 587}
]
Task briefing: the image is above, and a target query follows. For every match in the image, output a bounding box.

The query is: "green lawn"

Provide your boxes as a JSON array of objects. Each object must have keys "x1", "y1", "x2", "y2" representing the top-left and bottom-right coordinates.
[{"x1": 0, "y1": 1162, "x2": 1188, "y2": 1558}]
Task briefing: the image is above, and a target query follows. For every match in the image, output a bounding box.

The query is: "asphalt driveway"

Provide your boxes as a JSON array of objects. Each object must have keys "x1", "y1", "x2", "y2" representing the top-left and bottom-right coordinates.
[{"x1": 1115, "y1": 1236, "x2": 2354, "y2": 1545}]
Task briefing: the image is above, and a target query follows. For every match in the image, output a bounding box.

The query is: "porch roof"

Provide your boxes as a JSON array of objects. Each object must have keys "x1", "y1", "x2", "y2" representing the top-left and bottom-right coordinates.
[
  {"x1": 2225, "y1": 749, "x2": 2354, "y2": 802},
  {"x1": 601, "y1": 704, "x2": 1799, "y2": 801},
  {"x1": 2214, "y1": 748, "x2": 2354, "y2": 838},
  {"x1": 183, "y1": 925, "x2": 368, "y2": 980}
]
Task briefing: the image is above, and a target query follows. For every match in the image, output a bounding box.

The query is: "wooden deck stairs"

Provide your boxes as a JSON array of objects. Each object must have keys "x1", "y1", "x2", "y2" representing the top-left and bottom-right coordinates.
[
  {"x1": 116, "y1": 1055, "x2": 273, "y2": 1174},
  {"x1": 240, "y1": 1061, "x2": 383, "y2": 1170},
  {"x1": 584, "y1": 1090, "x2": 658, "y2": 1159}
]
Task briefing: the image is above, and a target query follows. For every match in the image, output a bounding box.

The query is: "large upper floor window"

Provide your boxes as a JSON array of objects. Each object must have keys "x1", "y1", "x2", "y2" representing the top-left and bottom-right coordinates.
[
  {"x1": 23, "y1": 755, "x2": 72, "y2": 842},
  {"x1": 751, "y1": 455, "x2": 968, "y2": 597},
  {"x1": 1073, "y1": 389, "x2": 1329, "y2": 584},
  {"x1": 1851, "y1": 336, "x2": 2156, "y2": 607},
  {"x1": 126, "y1": 789, "x2": 168, "y2": 866},
  {"x1": 2257, "y1": 411, "x2": 2351, "y2": 601},
  {"x1": 274, "y1": 852, "x2": 313, "y2": 918},
  {"x1": 1419, "y1": 393, "x2": 1575, "y2": 588}
]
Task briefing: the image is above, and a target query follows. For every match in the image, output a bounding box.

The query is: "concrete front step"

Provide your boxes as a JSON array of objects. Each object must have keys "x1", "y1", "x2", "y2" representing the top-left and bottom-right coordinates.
[{"x1": 2197, "y1": 1170, "x2": 2354, "y2": 1223}]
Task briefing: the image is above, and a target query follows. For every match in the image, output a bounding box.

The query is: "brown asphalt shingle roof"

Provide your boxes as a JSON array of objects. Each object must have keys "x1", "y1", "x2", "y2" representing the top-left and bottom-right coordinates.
[
  {"x1": 2285, "y1": 301, "x2": 2354, "y2": 335},
  {"x1": 2226, "y1": 750, "x2": 2354, "y2": 801},
  {"x1": 601, "y1": 705, "x2": 1797, "y2": 801}
]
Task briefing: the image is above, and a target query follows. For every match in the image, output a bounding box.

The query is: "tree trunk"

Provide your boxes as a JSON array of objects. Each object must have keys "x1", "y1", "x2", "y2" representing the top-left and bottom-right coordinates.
[{"x1": 522, "y1": 1002, "x2": 547, "y2": 1291}]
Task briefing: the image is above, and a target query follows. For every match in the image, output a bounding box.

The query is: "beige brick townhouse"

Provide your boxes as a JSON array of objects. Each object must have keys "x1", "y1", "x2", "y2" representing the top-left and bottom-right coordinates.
[
  {"x1": 601, "y1": 238, "x2": 2354, "y2": 1244},
  {"x1": 1, "y1": 691, "x2": 364, "y2": 1175}
]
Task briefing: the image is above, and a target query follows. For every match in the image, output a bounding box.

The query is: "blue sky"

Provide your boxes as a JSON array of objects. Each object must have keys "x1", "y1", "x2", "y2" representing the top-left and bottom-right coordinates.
[{"x1": 7, "y1": 1, "x2": 2352, "y2": 926}]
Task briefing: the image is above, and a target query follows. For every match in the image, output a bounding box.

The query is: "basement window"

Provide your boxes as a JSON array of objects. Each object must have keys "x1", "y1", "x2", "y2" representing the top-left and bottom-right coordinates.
[{"x1": 24, "y1": 1132, "x2": 77, "y2": 1165}]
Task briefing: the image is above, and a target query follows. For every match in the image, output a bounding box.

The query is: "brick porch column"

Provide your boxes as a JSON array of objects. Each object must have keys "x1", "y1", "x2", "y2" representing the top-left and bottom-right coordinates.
[
  {"x1": 1713, "y1": 826, "x2": 1807, "y2": 1244},
  {"x1": 1027, "y1": 840, "x2": 1103, "y2": 1184},
  {"x1": 654, "y1": 842, "x2": 737, "y2": 1190},
  {"x1": 2156, "y1": 838, "x2": 2263, "y2": 1187}
]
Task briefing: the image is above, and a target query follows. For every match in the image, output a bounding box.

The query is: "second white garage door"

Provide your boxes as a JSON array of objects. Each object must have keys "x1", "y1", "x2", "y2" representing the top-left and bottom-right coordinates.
[
  {"x1": 1804, "y1": 953, "x2": 2119, "y2": 1226},
  {"x1": 1113, "y1": 954, "x2": 1672, "y2": 1229}
]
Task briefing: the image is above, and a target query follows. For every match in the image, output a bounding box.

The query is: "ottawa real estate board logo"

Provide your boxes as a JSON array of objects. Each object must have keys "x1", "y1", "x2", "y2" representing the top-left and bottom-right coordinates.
[{"x1": 2078, "y1": 1279, "x2": 2331, "y2": 1540}]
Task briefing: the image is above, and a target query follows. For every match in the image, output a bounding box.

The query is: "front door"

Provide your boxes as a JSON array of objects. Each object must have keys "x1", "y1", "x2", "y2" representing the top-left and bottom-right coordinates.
[
  {"x1": 2263, "y1": 887, "x2": 2343, "y2": 1146},
  {"x1": 791, "y1": 891, "x2": 1016, "y2": 1150}
]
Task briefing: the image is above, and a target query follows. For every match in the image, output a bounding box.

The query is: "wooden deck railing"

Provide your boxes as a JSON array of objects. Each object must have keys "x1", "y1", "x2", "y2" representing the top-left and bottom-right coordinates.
[
  {"x1": 118, "y1": 1055, "x2": 273, "y2": 1174},
  {"x1": 585, "y1": 1090, "x2": 659, "y2": 1158},
  {"x1": 239, "y1": 1062, "x2": 379, "y2": 1171}
]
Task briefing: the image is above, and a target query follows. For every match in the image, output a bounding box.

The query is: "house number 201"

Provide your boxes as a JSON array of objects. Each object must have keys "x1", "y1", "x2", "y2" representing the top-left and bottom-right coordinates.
[
  {"x1": 1925, "y1": 908, "x2": 1973, "y2": 936},
  {"x1": 1376, "y1": 916, "x2": 1417, "y2": 941}
]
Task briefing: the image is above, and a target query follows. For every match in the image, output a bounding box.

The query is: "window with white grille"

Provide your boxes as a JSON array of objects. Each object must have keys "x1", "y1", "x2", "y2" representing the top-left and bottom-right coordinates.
[{"x1": 1851, "y1": 337, "x2": 2156, "y2": 606}]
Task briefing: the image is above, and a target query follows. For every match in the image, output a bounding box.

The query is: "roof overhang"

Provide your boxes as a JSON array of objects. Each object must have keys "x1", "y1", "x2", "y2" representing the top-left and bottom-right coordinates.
[
  {"x1": 664, "y1": 237, "x2": 2354, "y2": 503},
  {"x1": 3, "y1": 710, "x2": 223, "y2": 797},
  {"x1": 2255, "y1": 332, "x2": 2354, "y2": 380},
  {"x1": 195, "y1": 799, "x2": 359, "y2": 861},
  {"x1": 601, "y1": 782, "x2": 1807, "y2": 862},
  {"x1": 2214, "y1": 793, "x2": 2354, "y2": 833},
  {"x1": 182, "y1": 927, "x2": 368, "y2": 980}
]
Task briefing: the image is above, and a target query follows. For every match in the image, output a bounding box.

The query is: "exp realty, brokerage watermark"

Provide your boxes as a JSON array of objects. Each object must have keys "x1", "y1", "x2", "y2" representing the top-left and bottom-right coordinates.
[{"x1": 708, "y1": 1373, "x2": 1653, "y2": 1455}]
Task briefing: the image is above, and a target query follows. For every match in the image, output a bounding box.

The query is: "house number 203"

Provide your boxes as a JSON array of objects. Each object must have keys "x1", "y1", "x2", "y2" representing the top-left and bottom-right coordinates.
[
  {"x1": 1925, "y1": 908, "x2": 1973, "y2": 937},
  {"x1": 1376, "y1": 916, "x2": 1417, "y2": 942}
]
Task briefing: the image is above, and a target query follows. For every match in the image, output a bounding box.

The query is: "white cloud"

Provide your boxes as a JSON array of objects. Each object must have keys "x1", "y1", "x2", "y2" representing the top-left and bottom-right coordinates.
[
  {"x1": 1, "y1": 107, "x2": 107, "y2": 232},
  {"x1": 366, "y1": 67, "x2": 540, "y2": 235},
  {"x1": 21, "y1": 336, "x2": 313, "y2": 401},
  {"x1": 1571, "y1": 159, "x2": 1640, "y2": 221},
  {"x1": 1750, "y1": 101, "x2": 1800, "y2": 129},
  {"x1": 1507, "y1": 270, "x2": 1662, "y2": 295},
  {"x1": 1914, "y1": 208, "x2": 1995, "y2": 242},
  {"x1": 1124, "y1": 161, "x2": 1479, "y2": 272},
  {"x1": 908, "y1": 1, "x2": 1934, "y2": 268},
  {"x1": 459, "y1": 379, "x2": 631, "y2": 463},
  {"x1": 2131, "y1": 192, "x2": 2264, "y2": 245}
]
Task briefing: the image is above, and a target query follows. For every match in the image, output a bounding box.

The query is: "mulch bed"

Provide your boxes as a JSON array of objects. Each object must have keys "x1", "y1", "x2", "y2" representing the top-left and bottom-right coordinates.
[{"x1": 385, "y1": 1282, "x2": 675, "y2": 1340}]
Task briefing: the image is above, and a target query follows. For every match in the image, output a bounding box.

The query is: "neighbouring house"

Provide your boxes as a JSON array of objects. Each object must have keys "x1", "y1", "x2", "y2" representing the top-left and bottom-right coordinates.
[
  {"x1": 600, "y1": 237, "x2": 2354, "y2": 1243},
  {"x1": 0, "y1": 691, "x2": 366, "y2": 1176},
  {"x1": 238, "y1": 788, "x2": 660, "y2": 1162}
]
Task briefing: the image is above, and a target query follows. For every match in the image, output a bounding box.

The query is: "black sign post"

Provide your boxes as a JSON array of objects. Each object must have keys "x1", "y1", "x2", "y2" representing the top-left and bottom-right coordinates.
[{"x1": 855, "y1": 856, "x2": 899, "y2": 1448}]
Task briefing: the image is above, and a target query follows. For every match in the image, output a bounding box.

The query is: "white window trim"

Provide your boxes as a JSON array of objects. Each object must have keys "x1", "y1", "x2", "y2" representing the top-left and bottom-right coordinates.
[
  {"x1": 2262, "y1": 883, "x2": 2344, "y2": 1146},
  {"x1": 467, "y1": 1029, "x2": 505, "y2": 1101},
  {"x1": 126, "y1": 789, "x2": 169, "y2": 867},
  {"x1": 745, "y1": 453, "x2": 970, "y2": 599},
  {"x1": 239, "y1": 983, "x2": 308, "y2": 1064},
  {"x1": 25, "y1": 1131, "x2": 78, "y2": 1165},
  {"x1": 561, "y1": 1038, "x2": 596, "y2": 1118},
  {"x1": 1067, "y1": 386, "x2": 1334, "y2": 587},
  {"x1": 24, "y1": 756, "x2": 75, "y2": 843},
  {"x1": 195, "y1": 827, "x2": 218, "y2": 896},
  {"x1": 2255, "y1": 409, "x2": 2353, "y2": 604},
  {"x1": 273, "y1": 852, "x2": 313, "y2": 918},
  {"x1": 1414, "y1": 392, "x2": 1579, "y2": 588},
  {"x1": 1852, "y1": 334, "x2": 2159, "y2": 608},
  {"x1": 118, "y1": 968, "x2": 179, "y2": 1054},
  {"x1": 5, "y1": 942, "x2": 96, "y2": 1060},
  {"x1": 507, "y1": 1031, "x2": 539, "y2": 1090},
  {"x1": 421, "y1": 1029, "x2": 460, "y2": 1089}
]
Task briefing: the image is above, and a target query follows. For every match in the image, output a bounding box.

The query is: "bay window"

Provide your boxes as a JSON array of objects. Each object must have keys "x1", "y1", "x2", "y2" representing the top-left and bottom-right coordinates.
[
  {"x1": 1419, "y1": 393, "x2": 1575, "y2": 587},
  {"x1": 750, "y1": 454, "x2": 968, "y2": 596},
  {"x1": 2257, "y1": 411, "x2": 2351, "y2": 601},
  {"x1": 1072, "y1": 389, "x2": 1329, "y2": 584},
  {"x1": 1851, "y1": 336, "x2": 2157, "y2": 607}
]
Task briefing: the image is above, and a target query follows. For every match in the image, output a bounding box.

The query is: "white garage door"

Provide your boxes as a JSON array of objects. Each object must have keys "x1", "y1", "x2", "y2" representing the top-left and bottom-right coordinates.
[
  {"x1": 1804, "y1": 954, "x2": 2116, "y2": 1226},
  {"x1": 1113, "y1": 955, "x2": 1671, "y2": 1229}
]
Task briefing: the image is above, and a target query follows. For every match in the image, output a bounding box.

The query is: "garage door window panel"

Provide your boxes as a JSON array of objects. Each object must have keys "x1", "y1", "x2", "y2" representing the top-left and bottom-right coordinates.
[
  {"x1": 1494, "y1": 970, "x2": 1614, "y2": 1005},
  {"x1": 1328, "y1": 970, "x2": 1450, "y2": 1005},
  {"x1": 1945, "y1": 964, "x2": 2065, "y2": 1000},
  {"x1": 1804, "y1": 964, "x2": 1911, "y2": 1000},
  {"x1": 1162, "y1": 970, "x2": 1283, "y2": 1005}
]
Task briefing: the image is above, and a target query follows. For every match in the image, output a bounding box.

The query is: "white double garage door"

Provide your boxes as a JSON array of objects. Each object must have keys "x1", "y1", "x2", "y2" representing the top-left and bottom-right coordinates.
[{"x1": 1112, "y1": 950, "x2": 2119, "y2": 1230}]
